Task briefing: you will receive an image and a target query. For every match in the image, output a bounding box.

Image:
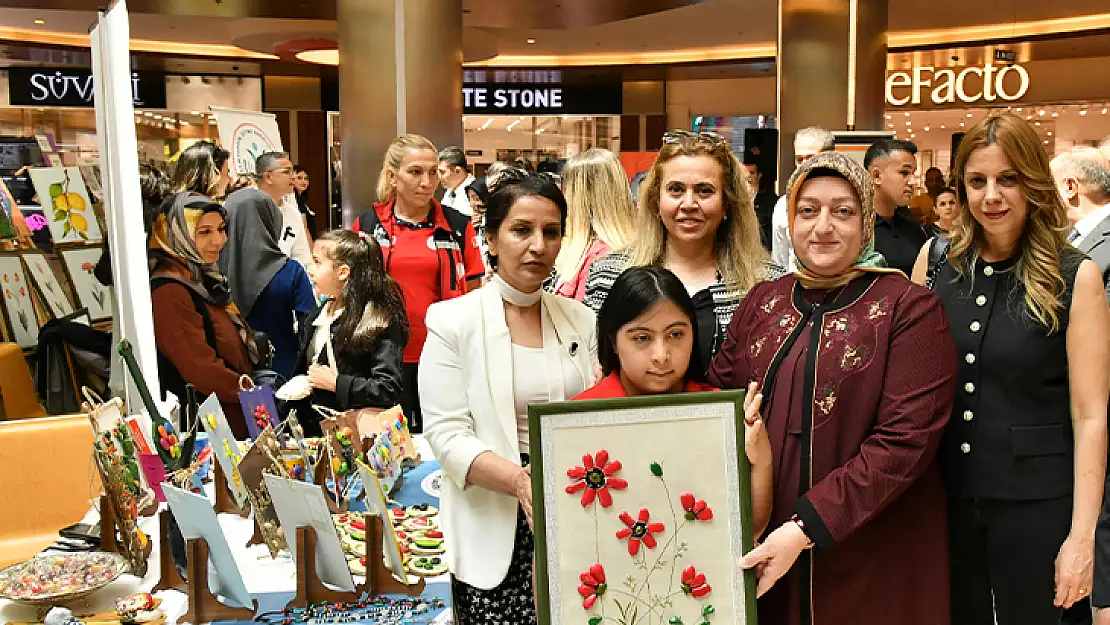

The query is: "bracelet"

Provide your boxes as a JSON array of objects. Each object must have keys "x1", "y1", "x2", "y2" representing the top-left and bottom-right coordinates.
[{"x1": 790, "y1": 514, "x2": 816, "y2": 549}]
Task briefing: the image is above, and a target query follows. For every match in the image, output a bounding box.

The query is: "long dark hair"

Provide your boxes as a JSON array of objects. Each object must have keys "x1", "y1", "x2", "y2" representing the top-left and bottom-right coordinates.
[
  {"x1": 171, "y1": 140, "x2": 229, "y2": 198},
  {"x1": 317, "y1": 230, "x2": 409, "y2": 356},
  {"x1": 483, "y1": 172, "x2": 568, "y2": 269},
  {"x1": 597, "y1": 266, "x2": 705, "y2": 382}
]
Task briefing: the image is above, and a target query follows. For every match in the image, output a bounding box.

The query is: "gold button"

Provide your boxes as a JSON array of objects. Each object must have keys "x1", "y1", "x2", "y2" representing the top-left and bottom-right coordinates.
[
  {"x1": 963, "y1": 410, "x2": 974, "y2": 421},
  {"x1": 965, "y1": 382, "x2": 975, "y2": 394},
  {"x1": 984, "y1": 266, "x2": 994, "y2": 277},
  {"x1": 966, "y1": 353, "x2": 976, "y2": 364},
  {"x1": 976, "y1": 295, "x2": 987, "y2": 306},
  {"x1": 961, "y1": 443, "x2": 971, "y2": 453},
  {"x1": 970, "y1": 321, "x2": 981, "y2": 332}
]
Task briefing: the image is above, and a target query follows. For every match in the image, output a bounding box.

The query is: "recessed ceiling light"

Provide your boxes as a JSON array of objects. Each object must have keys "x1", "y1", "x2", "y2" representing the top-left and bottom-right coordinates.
[
  {"x1": 34, "y1": 19, "x2": 44, "y2": 25},
  {"x1": 144, "y1": 111, "x2": 153, "y2": 117},
  {"x1": 190, "y1": 111, "x2": 201, "y2": 116},
  {"x1": 1047, "y1": 131, "x2": 1053, "y2": 136},
  {"x1": 1035, "y1": 121, "x2": 1041, "y2": 126},
  {"x1": 1103, "y1": 107, "x2": 1108, "y2": 115},
  {"x1": 1025, "y1": 115, "x2": 1032, "y2": 120},
  {"x1": 1038, "y1": 109, "x2": 1046, "y2": 116},
  {"x1": 1044, "y1": 140, "x2": 1050, "y2": 144},
  {"x1": 526, "y1": 38, "x2": 536, "y2": 44},
  {"x1": 1080, "y1": 109, "x2": 1088, "y2": 116},
  {"x1": 966, "y1": 113, "x2": 973, "y2": 118},
  {"x1": 1016, "y1": 107, "x2": 1023, "y2": 112},
  {"x1": 904, "y1": 112, "x2": 910, "y2": 117},
  {"x1": 885, "y1": 114, "x2": 891, "y2": 120},
  {"x1": 910, "y1": 133, "x2": 916, "y2": 138},
  {"x1": 1051, "y1": 112, "x2": 1059, "y2": 118},
  {"x1": 960, "y1": 122, "x2": 965, "y2": 127}
]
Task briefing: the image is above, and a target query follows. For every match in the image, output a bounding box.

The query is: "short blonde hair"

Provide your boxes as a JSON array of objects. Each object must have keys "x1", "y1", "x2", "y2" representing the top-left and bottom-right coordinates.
[
  {"x1": 555, "y1": 149, "x2": 636, "y2": 280},
  {"x1": 376, "y1": 134, "x2": 437, "y2": 204},
  {"x1": 628, "y1": 134, "x2": 767, "y2": 292}
]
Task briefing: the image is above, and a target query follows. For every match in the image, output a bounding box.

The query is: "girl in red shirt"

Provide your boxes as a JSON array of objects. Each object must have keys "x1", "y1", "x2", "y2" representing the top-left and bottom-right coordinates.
[{"x1": 575, "y1": 265, "x2": 773, "y2": 536}]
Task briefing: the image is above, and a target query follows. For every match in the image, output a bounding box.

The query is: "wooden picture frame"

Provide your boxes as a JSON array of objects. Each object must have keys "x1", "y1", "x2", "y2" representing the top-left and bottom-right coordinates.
[
  {"x1": 529, "y1": 391, "x2": 757, "y2": 625},
  {"x1": 0, "y1": 252, "x2": 41, "y2": 350},
  {"x1": 21, "y1": 250, "x2": 74, "y2": 319},
  {"x1": 57, "y1": 244, "x2": 112, "y2": 322}
]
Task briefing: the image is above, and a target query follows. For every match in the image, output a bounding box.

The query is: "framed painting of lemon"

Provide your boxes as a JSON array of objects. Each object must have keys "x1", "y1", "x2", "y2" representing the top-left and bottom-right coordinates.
[{"x1": 27, "y1": 166, "x2": 102, "y2": 244}]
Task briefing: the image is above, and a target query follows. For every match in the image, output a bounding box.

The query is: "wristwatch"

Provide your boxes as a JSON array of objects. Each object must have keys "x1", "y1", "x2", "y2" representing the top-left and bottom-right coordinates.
[{"x1": 790, "y1": 514, "x2": 816, "y2": 549}]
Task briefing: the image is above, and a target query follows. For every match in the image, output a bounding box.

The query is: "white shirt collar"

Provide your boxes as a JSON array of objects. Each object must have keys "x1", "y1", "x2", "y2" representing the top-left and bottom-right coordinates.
[
  {"x1": 1075, "y1": 203, "x2": 1110, "y2": 240},
  {"x1": 450, "y1": 174, "x2": 475, "y2": 196}
]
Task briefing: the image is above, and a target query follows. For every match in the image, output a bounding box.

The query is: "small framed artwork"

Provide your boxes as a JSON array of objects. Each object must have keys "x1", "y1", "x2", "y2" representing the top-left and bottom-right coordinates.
[
  {"x1": 21, "y1": 251, "x2": 74, "y2": 318},
  {"x1": 58, "y1": 245, "x2": 112, "y2": 322},
  {"x1": 529, "y1": 391, "x2": 757, "y2": 625},
  {"x1": 27, "y1": 166, "x2": 102, "y2": 243},
  {"x1": 0, "y1": 253, "x2": 40, "y2": 349}
]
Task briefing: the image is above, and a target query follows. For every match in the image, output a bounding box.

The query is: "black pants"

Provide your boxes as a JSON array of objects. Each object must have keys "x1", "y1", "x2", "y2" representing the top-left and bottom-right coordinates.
[
  {"x1": 1092, "y1": 468, "x2": 1110, "y2": 609},
  {"x1": 400, "y1": 362, "x2": 423, "y2": 433},
  {"x1": 949, "y1": 496, "x2": 1092, "y2": 625}
]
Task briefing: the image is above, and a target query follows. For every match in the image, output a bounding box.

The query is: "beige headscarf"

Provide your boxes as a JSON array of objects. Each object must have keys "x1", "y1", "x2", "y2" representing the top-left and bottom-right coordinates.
[{"x1": 785, "y1": 152, "x2": 902, "y2": 290}]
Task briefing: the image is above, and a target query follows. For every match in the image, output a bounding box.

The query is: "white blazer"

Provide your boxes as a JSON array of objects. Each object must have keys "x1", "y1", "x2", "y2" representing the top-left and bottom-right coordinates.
[{"x1": 419, "y1": 283, "x2": 597, "y2": 589}]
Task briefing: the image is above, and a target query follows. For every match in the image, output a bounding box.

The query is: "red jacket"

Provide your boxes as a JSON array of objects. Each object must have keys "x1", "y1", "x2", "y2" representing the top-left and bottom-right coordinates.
[{"x1": 574, "y1": 371, "x2": 717, "y2": 400}]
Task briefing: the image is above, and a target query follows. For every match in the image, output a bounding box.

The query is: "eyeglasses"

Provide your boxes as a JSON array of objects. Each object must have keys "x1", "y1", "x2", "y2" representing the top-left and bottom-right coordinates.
[
  {"x1": 269, "y1": 168, "x2": 293, "y2": 175},
  {"x1": 662, "y1": 130, "x2": 729, "y2": 149}
]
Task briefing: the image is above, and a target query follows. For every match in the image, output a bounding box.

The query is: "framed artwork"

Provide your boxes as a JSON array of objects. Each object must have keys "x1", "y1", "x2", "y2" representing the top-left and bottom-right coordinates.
[
  {"x1": 198, "y1": 393, "x2": 250, "y2": 509},
  {"x1": 529, "y1": 391, "x2": 757, "y2": 625},
  {"x1": 0, "y1": 254, "x2": 40, "y2": 349},
  {"x1": 0, "y1": 176, "x2": 18, "y2": 238},
  {"x1": 21, "y1": 251, "x2": 74, "y2": 318},
  {"x1": 27, "y1": 166, "x2": 102, "y2": 243},
  {"x1": 356, "y1": 459, "x2": 408, "y2": 582},
  {"x1": 265, "y1": 474, "x2": 357, "y2": 592},
  {"x1": 59, "y1": 245, "x2": 112, "y2": 322}
]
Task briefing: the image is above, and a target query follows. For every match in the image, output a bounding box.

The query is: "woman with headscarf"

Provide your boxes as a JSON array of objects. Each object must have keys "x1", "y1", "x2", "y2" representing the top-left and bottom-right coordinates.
[
  {"x1": 707, "y1": 152, "x2": 958, "y2": 625},
  {"x1": 150, "y1": 192, "x2": 258, "y2": 438},
  {"x1": 219, "y1": 187, "x2": 316, "y2": 380}
]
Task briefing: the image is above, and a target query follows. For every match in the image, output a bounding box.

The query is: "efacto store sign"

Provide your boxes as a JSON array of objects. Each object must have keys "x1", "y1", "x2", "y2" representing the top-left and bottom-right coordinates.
[{"x1": 886, "y1": 63, "x2": 1030, "y2": 106}]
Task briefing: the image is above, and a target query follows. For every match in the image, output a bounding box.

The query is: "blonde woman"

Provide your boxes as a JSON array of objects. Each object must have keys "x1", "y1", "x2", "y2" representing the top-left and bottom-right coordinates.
[
  {"x1": 911, "y1": 113, "x2": 1110, "y2": 625},
  {"x1": 552, "y1": 149, "x2": 635, "y2": 300},
  {"x1": 351, "y1": 134, "x2": 485, "y2": 431},
  {"x1": 584, "y1": 130, "x2": 783, "y2": 375},
  {"x1": 170, "y1": 140, "x2": 231, "y2": 199}
]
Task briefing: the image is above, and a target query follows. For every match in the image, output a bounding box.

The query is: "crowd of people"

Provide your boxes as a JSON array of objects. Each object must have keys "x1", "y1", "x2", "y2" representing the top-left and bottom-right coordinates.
[{"x1": 135, "y1": 115, "x2": 1110, "y2": 625}]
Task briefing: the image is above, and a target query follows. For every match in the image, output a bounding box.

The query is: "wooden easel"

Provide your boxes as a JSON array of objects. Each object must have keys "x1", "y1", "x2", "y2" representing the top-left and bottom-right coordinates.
[
  {"x1": 364, "y1": 515, "x2": 424, "y2": 597},
  {"x1": 99, "y1": 494, "x2": 118, "y2": 553},
  {"x1": 213, "y1": 463, "x2": 250, "y2": 518},
  {"x1": 153, "y1": 510, "x2": 186, "y2": 593},
  {"x1": 312, "y1": 458, "x2": 346, "y2": 514},
  {"x1": 181, "y1": 539, "x2": 258, "y2": 624}
]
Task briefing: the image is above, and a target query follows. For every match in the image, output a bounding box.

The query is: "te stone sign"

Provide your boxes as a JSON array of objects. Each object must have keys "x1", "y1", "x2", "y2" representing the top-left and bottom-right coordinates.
[{"x1": 885, "y1": 63, "x2": 1030, "y2": 107}]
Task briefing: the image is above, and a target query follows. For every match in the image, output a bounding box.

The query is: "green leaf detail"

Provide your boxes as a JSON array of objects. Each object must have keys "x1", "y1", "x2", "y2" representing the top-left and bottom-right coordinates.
[
  {"x1": 650, "y1": 462, "x2": 663, "y2": 477},
  {"x1": 668, "y1": 617, "x2": 683, "y2": 625},
  {"x1": 702, "y1": 605, "x2": 716, "y2": 617},
  {"x1": 53, "y1": 210, "x2": 66, "y2": 221},
  {"x1": 698, "y1": 621, "x2": 711, "y2": 625},
  {"x1": 589, "y1": 618, "x2": 602, "y2": 625},
  {"x1": 49, "y1": 183, "x2": 63, "y2": 197},
  {"x1": 63, "y1": 222, "x2": 71, "y2": 235}
]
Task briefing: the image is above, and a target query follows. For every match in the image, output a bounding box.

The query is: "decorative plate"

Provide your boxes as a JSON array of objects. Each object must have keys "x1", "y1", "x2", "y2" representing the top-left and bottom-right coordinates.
[{"x1": 0, "y1": 552, "x2": 128, "y2": 605}]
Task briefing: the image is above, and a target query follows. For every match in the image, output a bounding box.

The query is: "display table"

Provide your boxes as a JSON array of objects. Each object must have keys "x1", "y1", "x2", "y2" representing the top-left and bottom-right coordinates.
[{"x1": 0, "y1": 437, "x2": 451, "y2": 624}]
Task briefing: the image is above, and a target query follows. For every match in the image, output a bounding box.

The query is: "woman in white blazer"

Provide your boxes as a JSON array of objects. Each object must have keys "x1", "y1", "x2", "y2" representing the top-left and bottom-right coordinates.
[{"x1": 420, "y1": 172, "x2": 597, "y2": 624}]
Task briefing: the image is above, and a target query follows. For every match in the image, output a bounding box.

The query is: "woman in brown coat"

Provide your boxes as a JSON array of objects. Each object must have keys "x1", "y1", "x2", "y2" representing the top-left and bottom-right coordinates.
[
  {"x1": 708, "y1": 152, "x2": 957, "y2": 625},
  {"x1": 150, "y1": 192, "x2": 256, "y2": 438}
]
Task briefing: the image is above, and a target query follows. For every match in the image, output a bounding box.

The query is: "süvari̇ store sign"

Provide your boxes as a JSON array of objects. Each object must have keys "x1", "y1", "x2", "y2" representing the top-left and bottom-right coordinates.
[{"x1": 885, "y1": 63, "x2": 1030, "y2": 106}]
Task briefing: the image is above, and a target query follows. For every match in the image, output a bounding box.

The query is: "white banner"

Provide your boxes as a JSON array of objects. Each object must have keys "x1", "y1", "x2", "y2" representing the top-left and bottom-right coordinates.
[
  {"x1": 91, "y1": 0, "x2": 160, "y2": 406},
  {"x1": 209, "y1": 106, "x2": 285, "y2": 176}
]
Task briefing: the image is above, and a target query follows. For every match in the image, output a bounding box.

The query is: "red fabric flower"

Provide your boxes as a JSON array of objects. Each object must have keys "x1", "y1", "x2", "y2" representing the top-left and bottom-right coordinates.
[
  {"x1": 577, "y1": 563, "x2": 606, "y2": 610},
  {"x1": 680, "y1": 492, "x2": 714, "y2": 521},
  {"x1": 566, "y1": 449, "x2": 628, "y2": 508},
  {"x1": 81, "y1": 263, "x2": 95, "y2": 271},
  {"x1": 615, "y1": 508, "x2": 665, "y2": 556},
  {"x1": 681, "y1": 565, "x2": 712, "y2": 598}
]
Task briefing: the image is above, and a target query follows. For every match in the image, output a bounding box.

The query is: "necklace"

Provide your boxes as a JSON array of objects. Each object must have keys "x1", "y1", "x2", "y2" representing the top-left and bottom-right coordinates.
[{"x1": 256, "y1": 596, "x2": 446, "y2": 625}]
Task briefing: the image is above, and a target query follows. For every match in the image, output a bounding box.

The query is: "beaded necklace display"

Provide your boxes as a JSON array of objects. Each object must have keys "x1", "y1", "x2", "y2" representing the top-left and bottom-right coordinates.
[{"x1": 254, "y1": 596, "x2": 447, "y2": 625}]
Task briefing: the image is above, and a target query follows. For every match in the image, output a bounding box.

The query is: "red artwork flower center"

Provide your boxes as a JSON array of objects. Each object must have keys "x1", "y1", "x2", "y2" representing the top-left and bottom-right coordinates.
[
  {"x1": 565, "y1": 449, "x2": 627, "y2": 508},
  {"x1": 616, "y1": 508, "x2": 665, "y2": 556}
]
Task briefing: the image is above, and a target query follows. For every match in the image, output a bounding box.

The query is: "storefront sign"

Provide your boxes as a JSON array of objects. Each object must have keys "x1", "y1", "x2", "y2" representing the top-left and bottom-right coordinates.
[
  {"x1": 7, "y1": 67, "x2": 166, "y2": 108},
  {"x1": 885, "y1": 63, "x2": 1029, "y2": 106},
  {"x1": 462, "y1": 68, "x2": 622, "y2": 115}
]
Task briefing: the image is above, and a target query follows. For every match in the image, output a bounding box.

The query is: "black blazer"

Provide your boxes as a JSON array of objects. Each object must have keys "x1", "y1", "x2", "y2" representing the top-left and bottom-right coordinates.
[
  {"x1": 291, "y1": 305, "x2": 405, "y2": 427},
  {"x1": 1077, "y1": 213, "x2": 1110, "y2": 301}
]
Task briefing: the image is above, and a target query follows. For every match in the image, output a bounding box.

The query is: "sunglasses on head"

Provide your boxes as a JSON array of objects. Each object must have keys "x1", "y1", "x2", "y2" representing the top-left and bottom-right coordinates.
[{"x1": 662, "y1": 130, "x2": 729, "y2": 149}]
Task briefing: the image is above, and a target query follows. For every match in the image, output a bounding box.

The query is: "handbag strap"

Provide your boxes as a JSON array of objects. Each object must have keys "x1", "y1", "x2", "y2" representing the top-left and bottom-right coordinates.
[{"x1": 924, "y1": 236, "x2": 951, "y2": 291}]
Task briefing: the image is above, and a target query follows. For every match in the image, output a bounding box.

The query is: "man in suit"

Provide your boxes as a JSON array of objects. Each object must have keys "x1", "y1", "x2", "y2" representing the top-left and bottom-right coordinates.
[
  {"x1": 1053, "y1": 147, "x2": 1110, "y2": 625},
  {"x1": 1051, "y1": 147, "x2": 1110, "y2": 297}
]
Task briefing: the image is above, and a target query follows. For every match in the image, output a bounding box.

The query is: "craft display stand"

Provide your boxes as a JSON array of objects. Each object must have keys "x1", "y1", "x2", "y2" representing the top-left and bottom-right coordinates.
[
  {"x1": 312, "y1": 459, "x2": 347, "y2": 514},
  {"x1": 153, "y1": 510, "x2": 186, "y2": 593},
  {"x1": 290, "y1": 520, "x2": 424, "y2": 608},
  {"x1": 213, "y1": 463, "x2": 250, "y2": 518},
  {"x1": 180, "y1": 538, "x2": 258, "y2": 624},
  {"x1": 98, "y1": 494, "x2": 152, "y2": 564}
]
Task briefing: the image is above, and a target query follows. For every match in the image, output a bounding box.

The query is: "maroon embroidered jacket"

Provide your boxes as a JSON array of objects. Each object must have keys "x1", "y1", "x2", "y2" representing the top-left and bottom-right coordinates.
[{"x1": 709, "y1": 273, "x2": 957, "y2": 625}]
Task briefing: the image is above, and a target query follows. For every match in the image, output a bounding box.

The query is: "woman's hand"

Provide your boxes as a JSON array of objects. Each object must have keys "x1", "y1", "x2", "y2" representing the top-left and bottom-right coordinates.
[
  {"x1": 514, "y1": 465, "x2": 534, "y2": 530},
  {"x1": 740, "y1": 521, "x2": 810, "y2": 597},
  {"x1": 1055, "y1": 532, "x2": 1095, "y2": 608},
  {"x1": 307, "y1": 364, "x2": 338, "y2": 392},
  {"x1": 744, "y1": 381, "x2": 770, "y2": 468}
]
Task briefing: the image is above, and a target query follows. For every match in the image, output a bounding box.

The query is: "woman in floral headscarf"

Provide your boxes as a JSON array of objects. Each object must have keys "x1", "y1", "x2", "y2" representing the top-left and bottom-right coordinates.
[
  {"x1": 150, "y1": 191, "x2": 257, "y2": 438},
  {"x1": 707, "y1": 152, "x2": 958, "y2": 625}
]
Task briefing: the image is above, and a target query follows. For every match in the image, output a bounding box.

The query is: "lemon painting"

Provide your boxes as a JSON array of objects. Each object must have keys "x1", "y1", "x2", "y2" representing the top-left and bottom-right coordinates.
[{"x1": 28, "y1": 166, "x2": 102, "y2": 244}]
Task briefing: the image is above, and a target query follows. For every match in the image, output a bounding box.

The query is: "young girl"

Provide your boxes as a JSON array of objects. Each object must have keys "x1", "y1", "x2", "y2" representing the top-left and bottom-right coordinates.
[
  {"x1": 291, "y1": 230, "x2": 409, "y2": 435},
  {"x1": 575, "y1": 266, "x2": 772, "y2": 536}
]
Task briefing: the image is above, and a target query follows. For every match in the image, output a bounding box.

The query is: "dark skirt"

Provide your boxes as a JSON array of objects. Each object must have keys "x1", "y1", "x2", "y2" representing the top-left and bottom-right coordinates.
[{"x1": 451, "y1": 507, "x2": 536, "y2": 625}]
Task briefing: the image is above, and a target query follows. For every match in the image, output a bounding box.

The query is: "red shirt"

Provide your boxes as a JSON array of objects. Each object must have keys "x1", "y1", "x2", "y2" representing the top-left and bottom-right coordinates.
[
  {"x1": 574, "y1": 371, "x2": 718, "y2": 400},
  {"x1": 354, "y1": 200, "x2": 484, "y2": 363}
]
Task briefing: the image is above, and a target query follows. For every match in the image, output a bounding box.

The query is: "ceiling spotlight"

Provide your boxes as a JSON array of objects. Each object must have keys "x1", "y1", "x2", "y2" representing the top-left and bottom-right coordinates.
[
  {"x1": 33, "y1": 19, "x2": 44, "y2": 25},
  {"x1": 144, "y1": 111, "x2": 153, "y2": 117},
  {"x1": 910, "y1": 133, "x2": 916, "y2": 138},
  {"x1": 1047, "y1": 131, "x2": 1053, "y2": 136},
  {"x1": 924, "y1": 127, "x2": 930, "y2": 132},
  {"x1": 940, "y1": 125, "x2": 946, "y2": 129},
  {"x1": 885, "y1": 114, "x2": 891, "y2": 120},
  {"x1": 1016, "y1": 107, "x2": 1023, "y2": 112},
  {"x1": 966, "y1": 113, "x2": 973, "y2": 118},
  {"x1": 1051, "y1": 112, "x2": 1059, "y2": 118},
  {"x1": 526, "y1": 38, "x2": 536, "y2": 44},
  {"x1": 1103, "y1": 107, "x2": 1108, "y2": 115},
  {"x1": 1025, "y1": 115, "x2": 1033, "y2": 120},
  {"x1": 1080, "y1": 109, "x2": 1088, "y2": 116},
  {"x1": 153, "y1": 114, "x2": 163, "y2": 120},
  {"x1": 1044, "y1": 140, "x2": 1050, "y2": 144},
  {"x1": 1038, "y1": 109, "x2": 1046, "y2": 116},
  {"x1": 190, "y1": 111, "x2": 201, "y2": 116},
  {"x1": 1034, "y1": 121, "x2": 1041, "y2": 126},
  {"x1": 959, "y1": 122, "x2": 965, "y2": 127},
  {"x1": 904, "y1": 112, "x2": 910, "y2": 117}
]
